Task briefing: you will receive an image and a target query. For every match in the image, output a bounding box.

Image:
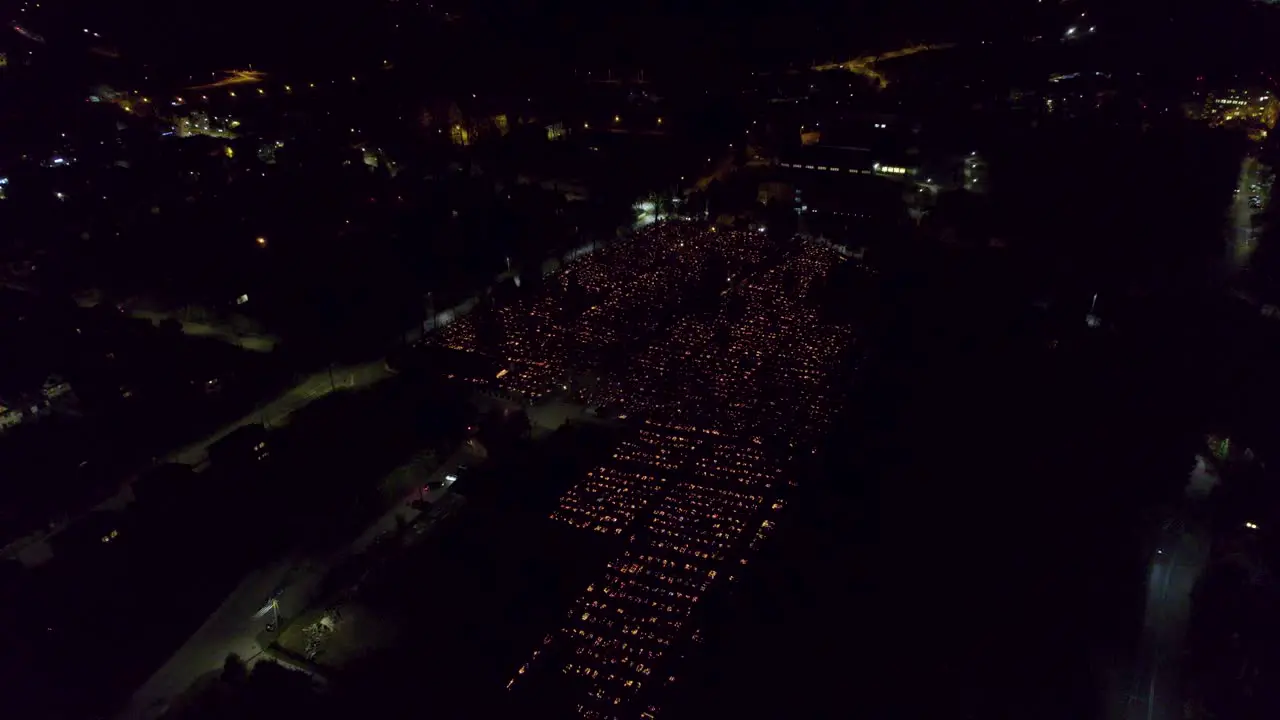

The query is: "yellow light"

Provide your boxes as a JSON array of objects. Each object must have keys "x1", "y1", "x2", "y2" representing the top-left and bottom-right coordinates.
[
  {"x1": 657, "y1": 117, "x2": 663, "y2": 125},
  {"x1": 229, "y1": 91, "x2": 236, "y2": 97},
  {"x1": 285, "y1": 85, "x2": 291, "y2": 92},
  {"x1": 614, "y1": 115, "x2": 621, "y2": 123},
  {"x1": 256, "y1": 236, "x2": 267, "y2": 246}
]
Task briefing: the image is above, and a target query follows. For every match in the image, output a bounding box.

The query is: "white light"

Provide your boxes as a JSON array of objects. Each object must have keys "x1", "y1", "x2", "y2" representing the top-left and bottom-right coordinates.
[
  {"x1": 1066, "y1": 26, "x2": 1077, "y2": 36},
  {"x1": 1246, "y1": 521, "x2": 1259, "y2": 529},
  {"x1": 445, "y1": 474, "x2": 458, "y2": 483}
]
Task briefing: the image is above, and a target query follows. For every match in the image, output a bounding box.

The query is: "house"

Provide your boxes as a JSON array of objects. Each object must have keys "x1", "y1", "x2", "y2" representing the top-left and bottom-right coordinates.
[
  {"x1": 0, "y1": 374, "x2": 76, "y2": 434},
  {"x1": 41, "y1": 373, "x2": 73, "y2": 402},
  {"x1": 0, "y1": 403, "x2": 22, "y2": 430}
]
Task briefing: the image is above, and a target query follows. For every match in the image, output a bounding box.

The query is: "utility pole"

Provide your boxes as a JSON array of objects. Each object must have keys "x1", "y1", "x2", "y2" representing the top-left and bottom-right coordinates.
[{"x1": 422, "y1": 291, "x2": 435, "y2": 338}]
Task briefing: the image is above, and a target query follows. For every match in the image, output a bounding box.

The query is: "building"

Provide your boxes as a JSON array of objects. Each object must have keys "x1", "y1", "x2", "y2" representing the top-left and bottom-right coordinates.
[
  {"x1": 1192, "y1": 89, "x2": 1279, "y2": 141},
  {"x1": 777, "y1": 144, "x2": 919, "y2": 182},
  {"x1": 771, "y1": 145, "x2": 914, "y2": 243}
]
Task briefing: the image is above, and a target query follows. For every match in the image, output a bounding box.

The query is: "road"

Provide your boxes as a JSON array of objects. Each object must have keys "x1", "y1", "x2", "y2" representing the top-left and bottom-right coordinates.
[
  {"x1": 118, "y1": 443, "x2": 481, "y2": 720},
  {"x1": 1124, "y1": 517, "x2": 1210, "y2": 720}
]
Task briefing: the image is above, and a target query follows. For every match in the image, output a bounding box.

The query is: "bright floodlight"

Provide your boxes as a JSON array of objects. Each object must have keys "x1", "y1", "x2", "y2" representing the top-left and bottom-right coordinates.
[{"x1": 1066, "y1": 26, "x2": 1077, "y2": 36}]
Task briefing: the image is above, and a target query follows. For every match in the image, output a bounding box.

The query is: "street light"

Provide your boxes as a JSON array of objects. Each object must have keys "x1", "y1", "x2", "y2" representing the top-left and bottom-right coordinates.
[{"x1": 256, "y1": 236, "x2": 267, "y2": 247}]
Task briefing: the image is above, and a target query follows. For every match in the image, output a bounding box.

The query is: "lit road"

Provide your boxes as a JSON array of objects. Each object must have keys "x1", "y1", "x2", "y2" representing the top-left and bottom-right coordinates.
[
  {"x1": 131, "y1": 310, "x2": 279, "y2": 353},
  {"x1": 811, "y1": 43, "x2": 956, "y2": 88},
  {"x1": 70, "y1": 293, "x2": 281, "y2": 353},
  {"x1": 118, "y1": 443, "x2": 480, "y2": 720},
  {"x1": 186, "y1": 69, "x2": 267, "y2": 90},
  {"x1": 1225, "y1": 155, "x2": 1265, "y2": 283},
  {"x1": 1124, "y1": 518, "x2": 1209, "y2": 720},
  {"x1": 121, "y1": 557, "x2": 316, "y2": 720},
  {"x1": 166, "y1": 361, "x2": 391, "y2": 467}
]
